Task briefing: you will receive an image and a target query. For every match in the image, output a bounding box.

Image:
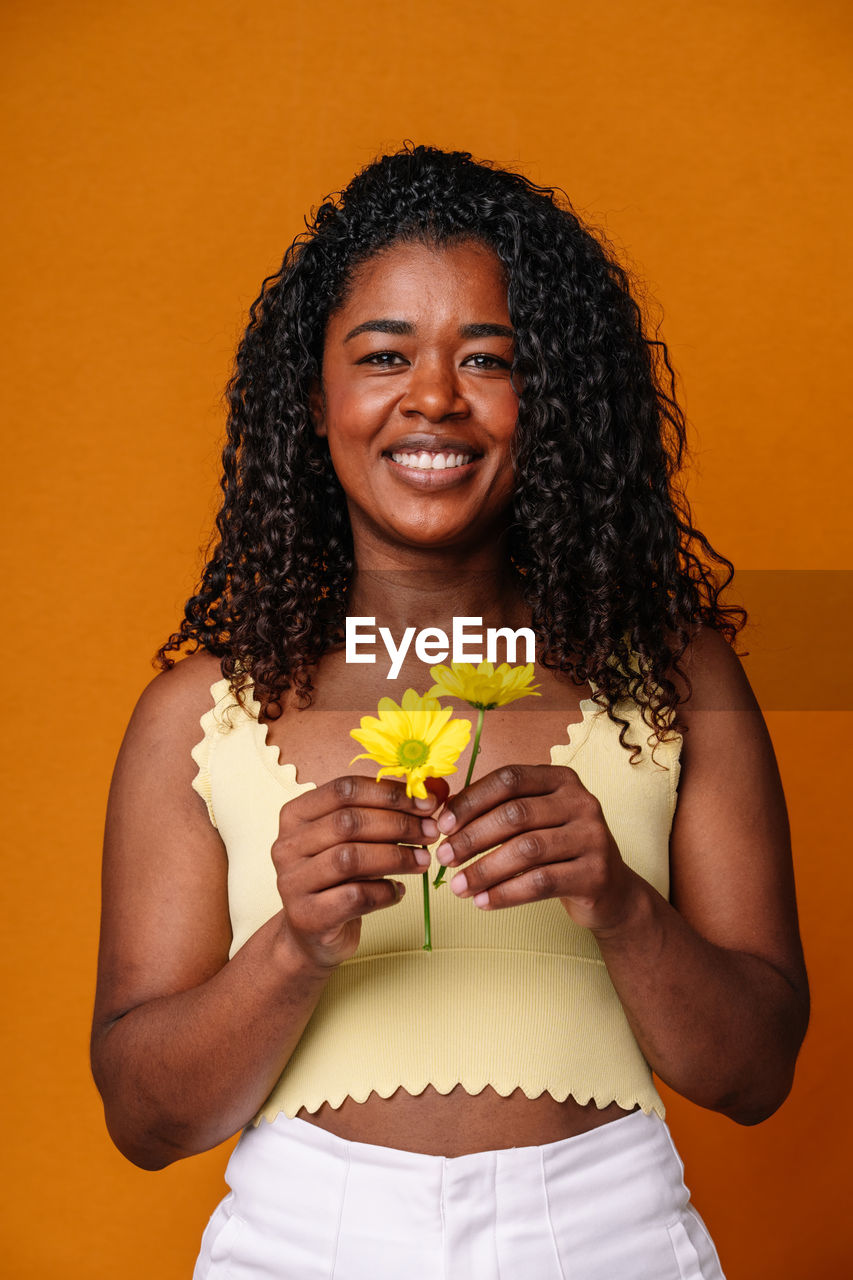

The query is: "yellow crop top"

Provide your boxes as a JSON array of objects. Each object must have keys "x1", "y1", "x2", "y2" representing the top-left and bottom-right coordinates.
[{"x1": 191, "y1": 677, "x2": 682, "y2": 1124}]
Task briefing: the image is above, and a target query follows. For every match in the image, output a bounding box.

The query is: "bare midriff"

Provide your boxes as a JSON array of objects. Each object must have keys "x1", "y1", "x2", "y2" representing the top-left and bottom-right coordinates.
[{"x1": 295, "y1": 1087, "x2": 637, "y2": 1157}]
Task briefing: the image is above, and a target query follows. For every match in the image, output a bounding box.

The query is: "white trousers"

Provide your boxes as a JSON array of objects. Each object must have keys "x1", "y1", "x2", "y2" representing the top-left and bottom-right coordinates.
[{"x1": 194, "y1": 1108, "x2": 726, "y2": 1279}]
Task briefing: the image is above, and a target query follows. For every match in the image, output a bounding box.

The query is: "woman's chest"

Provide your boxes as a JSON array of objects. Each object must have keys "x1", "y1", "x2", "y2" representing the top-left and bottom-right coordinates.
[
  {"x1": 259, "y1": 657, "x2": 597, "y2": 790},
  {"x1": 259, "y1": 698, "x2": 596, "y2": 792}
]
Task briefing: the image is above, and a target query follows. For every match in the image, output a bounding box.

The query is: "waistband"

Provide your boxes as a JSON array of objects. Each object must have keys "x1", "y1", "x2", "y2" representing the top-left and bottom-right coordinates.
[{"x1": 230, "y1": 1104, "x2": 677, "y2": 1186}]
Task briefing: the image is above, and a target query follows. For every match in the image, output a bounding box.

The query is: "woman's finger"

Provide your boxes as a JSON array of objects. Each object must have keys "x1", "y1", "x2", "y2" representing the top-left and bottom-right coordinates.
[
  {"x1": 289, "y1": 876, "x2": 408, "y2": 942},
  {"x1": 299, "y1": 841, "x2": 432, "y2": 892},
  {"x1": 444, "y1": 825, "x2": 583, "y2": 899},
  {"x1": 281, "y1": 774, "x2": 437, "y2": 831},
  {"x1": 276, "y1": 798, "x2": 431, "y2": 862},
  {"x1": 421, "y1": 764, "x2": 580, "y2": 841},
  {"x1": 428, "y1": 767, "x2": 595, "y2": 868},
  {"x1": 432, "y1": 792, "x2": 571, "y2": 868}
]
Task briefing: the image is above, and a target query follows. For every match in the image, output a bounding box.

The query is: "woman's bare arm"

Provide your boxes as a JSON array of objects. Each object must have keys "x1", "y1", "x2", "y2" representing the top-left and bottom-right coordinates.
[
  {"x1": 90, "y1": 654, "x2": 332, "y2": 1170},
  {"x1": 591, "y1": 625, "x2": 809, "y2": 1122}
]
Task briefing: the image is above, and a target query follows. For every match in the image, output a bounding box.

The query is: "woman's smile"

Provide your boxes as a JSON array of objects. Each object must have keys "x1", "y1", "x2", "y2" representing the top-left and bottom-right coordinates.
[
  {"x1": 313, "y1": 238, "x2": 519, "y2": 552},
  {"x1": 385, "y1": 433, "x2": 481, "y2": 486}
]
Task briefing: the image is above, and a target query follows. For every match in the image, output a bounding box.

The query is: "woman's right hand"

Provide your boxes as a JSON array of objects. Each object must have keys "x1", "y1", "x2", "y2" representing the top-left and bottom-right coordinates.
[{"x1": 273, "y1": 775, "x2": 436, "y2": 971}]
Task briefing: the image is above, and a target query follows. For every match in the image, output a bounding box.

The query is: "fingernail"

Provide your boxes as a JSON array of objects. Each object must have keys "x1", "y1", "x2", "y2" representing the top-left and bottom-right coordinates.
[
  {"x1": 473, "y1": 892, "x2": 489, "y2": 908},
  {"x1": 436, "y1": 843, "x2": 454, "y2": 865},
  {"x1": 420, "y1": 818, "x2": 439, "y2": 838},
  {"x1": 437, "y1": 811, "x2": 457, "y2": 834},
  {"x1": 451, "y1": 872, "x2": 467, "y2": 895},
  {"x1": 415, "y1": 795, "x2": 435, "y2": 811},
  {"x1": 414, "y1": 848, "x2": 431, "y2": 866},
  {"x1": 395, "y1": 881, "x2": 406, "y2": 897}
]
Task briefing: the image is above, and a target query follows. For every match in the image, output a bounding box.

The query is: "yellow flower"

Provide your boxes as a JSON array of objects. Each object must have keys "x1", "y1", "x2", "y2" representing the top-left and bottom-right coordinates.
[
  {"x1": 427, "y1": 661, "x2": 541, "y2": 711},
  {"x1": 350, "y1": 689, "x2": 471, "y2": 800}
]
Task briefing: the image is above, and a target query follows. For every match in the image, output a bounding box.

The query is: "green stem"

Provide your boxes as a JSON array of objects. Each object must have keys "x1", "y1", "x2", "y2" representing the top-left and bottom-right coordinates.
[
  {"x1": 422, "y1": 869, "x2": 432, "y2": 951},
  {"x1": 432, "y1": 706, "x2": 485, "y2": 889}
]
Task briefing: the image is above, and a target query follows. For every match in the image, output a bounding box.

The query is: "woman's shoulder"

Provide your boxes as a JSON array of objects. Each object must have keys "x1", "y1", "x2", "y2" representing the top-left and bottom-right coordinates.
[
  {"x1": 662, "y1": 623, "x2": 777, "y2": 797},
  {"x1": 106, "y1": 653, "x2": 231, "y2": 851},
  {"x1": 122, "y1": 651, "x2": 227, "y2": 761},
  {"x1": 665, "y1": 623, "x2": 757, "y2": 725},
  {"x1": 139, "y1": 649, "x2": 225, "y2": 709}
]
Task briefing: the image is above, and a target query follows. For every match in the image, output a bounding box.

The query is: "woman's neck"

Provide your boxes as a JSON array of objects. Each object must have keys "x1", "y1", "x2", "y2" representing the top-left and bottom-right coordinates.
[
  {"x1": 346, "y1": 523, "x2": 529, "y2": 636},
  {"x1": 348, "y1": 565, "x2": 529, "y2": 638}
]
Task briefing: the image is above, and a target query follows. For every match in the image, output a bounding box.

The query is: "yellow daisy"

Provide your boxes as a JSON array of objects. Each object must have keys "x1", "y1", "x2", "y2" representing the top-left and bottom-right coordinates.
[
  {"x1": 350, "y1": 688, "x2": 471, "y2": 800},
  {"x1": 427, "y1": 661, "x2": 541, "y2": 710}
]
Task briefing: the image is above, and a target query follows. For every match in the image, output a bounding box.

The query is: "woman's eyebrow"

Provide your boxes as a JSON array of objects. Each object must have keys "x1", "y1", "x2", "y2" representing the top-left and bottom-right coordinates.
[
  {"x1": 344, "y1": 319, "x2": 413, "y2": 342},
  {"x1": 458, "y1": 323, "x2": 515, "y2": 340},
  {"x1": 343, "y1": 319, "x2": 515, "y2": 342}
]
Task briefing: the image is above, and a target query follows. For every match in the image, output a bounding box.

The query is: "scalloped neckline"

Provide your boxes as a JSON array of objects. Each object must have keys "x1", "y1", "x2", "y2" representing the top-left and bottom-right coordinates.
[{"x1": 232, "y1": 678, "x2": 602, "y2": 793}]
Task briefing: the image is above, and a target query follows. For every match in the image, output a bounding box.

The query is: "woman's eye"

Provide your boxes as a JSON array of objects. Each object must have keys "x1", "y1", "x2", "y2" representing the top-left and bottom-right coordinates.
[
  {"x1": 464, "y1": 353, "x2": 512, "y2": 370},
  {"x1": 358, "y1": 351, "x2": 406, "y2": 366}
]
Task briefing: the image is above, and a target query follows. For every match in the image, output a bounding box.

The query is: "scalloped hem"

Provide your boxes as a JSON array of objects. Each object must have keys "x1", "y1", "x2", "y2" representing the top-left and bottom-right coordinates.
[
  {"x1": 252, "y1": 1080, "x2": 665, "y2": 1127},
  {"x1": 189, "y1": 677, "x2": 236, "y2": 829}
]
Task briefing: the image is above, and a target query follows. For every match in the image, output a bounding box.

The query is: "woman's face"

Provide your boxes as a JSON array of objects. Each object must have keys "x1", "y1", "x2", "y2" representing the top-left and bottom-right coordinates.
[{"x1": 313, "y1": 238, "x2": 519, "y2": 556}]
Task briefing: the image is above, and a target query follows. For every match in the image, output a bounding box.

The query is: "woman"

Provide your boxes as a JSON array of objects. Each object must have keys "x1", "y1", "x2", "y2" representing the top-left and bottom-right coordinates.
[{"x1": 92, "y1": 145, "x2": 809, "y2": 1279}]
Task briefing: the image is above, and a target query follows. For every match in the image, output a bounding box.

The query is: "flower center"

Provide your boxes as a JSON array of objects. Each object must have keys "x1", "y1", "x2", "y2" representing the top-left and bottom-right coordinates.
[{"x1": 397, "y1": 738, "x2": 429, "y2": 767}]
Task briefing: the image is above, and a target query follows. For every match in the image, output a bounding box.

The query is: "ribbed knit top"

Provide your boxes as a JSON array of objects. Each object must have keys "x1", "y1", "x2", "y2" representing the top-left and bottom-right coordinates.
[{"x1": 191, "y1": 677, "x2": 682, "y2": 1124}]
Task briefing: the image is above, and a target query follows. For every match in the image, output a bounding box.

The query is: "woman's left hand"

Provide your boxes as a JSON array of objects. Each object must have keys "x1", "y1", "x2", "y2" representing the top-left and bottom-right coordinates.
[{"x1": 420, "y1": 764, "x2": 640, "y2": 933}]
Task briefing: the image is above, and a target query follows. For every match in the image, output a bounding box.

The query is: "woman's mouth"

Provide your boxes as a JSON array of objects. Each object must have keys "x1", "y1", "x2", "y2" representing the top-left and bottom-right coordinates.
[
  {"x1": 389, "y1": 449, "x2": 475, "y2": 471},
  {"x1": 383, "y1": 446, "x2": 480, "y2": 488}
]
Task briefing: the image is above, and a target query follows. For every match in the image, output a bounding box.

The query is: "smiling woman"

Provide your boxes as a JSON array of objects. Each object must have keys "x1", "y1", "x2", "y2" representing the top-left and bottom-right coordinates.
[
  {"x1": 92, "y1": 145, "x2": 807, "y2": 1279},
  {"x1": 312, "y1": 239, "x2": 520, "y2": 550}
]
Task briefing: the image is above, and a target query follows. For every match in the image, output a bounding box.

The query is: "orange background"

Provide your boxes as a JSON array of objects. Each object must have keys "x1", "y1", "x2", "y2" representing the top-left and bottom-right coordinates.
[{"x1": 3, "y1": 1, "x2": 851, "y2": 1275}]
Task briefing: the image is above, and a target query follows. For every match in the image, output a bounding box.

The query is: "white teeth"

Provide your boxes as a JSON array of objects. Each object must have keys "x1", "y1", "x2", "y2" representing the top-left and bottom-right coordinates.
[{"x1": 390, "y1": 451, "x2": 473, "y2": 470}]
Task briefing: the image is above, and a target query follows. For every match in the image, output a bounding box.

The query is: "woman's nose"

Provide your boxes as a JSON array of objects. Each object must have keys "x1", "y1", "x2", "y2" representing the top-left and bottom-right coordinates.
[{"x1": 399, "y1": 358, "x2": 469, "y2": 421}]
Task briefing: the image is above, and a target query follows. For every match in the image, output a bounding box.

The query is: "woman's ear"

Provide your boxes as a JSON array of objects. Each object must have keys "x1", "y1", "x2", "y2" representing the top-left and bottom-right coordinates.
[{"x1": 309, "y1": 378, "x2": 326, "y2": 437}]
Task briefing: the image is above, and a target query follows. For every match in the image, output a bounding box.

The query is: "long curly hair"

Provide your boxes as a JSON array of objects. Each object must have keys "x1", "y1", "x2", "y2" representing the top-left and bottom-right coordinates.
[{"x1": 156, "y1": 143, "x2": 745, "y2": 756}]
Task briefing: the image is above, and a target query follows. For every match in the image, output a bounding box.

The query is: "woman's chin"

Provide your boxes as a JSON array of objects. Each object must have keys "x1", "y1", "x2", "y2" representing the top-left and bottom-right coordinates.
[
  {"x1": 379, "y1": 523, "x2": 507, "y2": 558},
  {"x1": 349, "y1": 485, "x2": 513, "y2": 556}
]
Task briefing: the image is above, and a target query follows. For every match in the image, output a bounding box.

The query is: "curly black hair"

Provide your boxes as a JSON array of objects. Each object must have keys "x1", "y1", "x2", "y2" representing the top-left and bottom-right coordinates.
[{"x1": 155, "y1": 143, "x2": 745, "y2": 757}]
